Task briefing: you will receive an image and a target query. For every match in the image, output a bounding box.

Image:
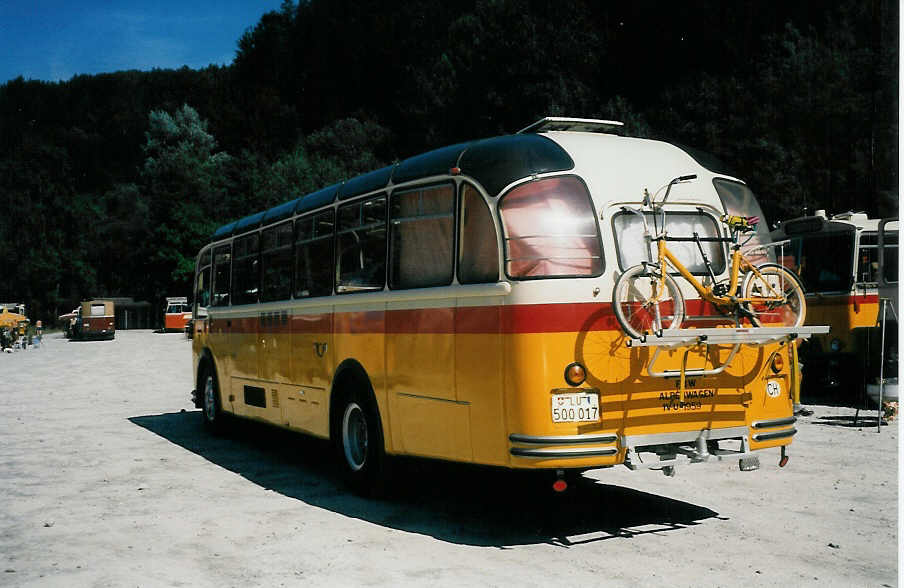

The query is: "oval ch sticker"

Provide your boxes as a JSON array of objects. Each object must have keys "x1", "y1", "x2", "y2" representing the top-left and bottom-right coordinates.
[{"x1": 766, "y1": 380, "x2": 782, "y2": 398}]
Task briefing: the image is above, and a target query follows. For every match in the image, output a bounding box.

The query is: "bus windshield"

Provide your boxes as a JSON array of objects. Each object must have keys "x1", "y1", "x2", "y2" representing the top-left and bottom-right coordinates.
[{"x1": 783, "y1": 232, "x2": 855, "y2": 292}]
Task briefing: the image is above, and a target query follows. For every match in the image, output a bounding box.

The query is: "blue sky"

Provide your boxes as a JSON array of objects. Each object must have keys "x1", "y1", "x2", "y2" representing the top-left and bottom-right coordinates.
[{"x1": 0, "y1": 1, "x2": 284, "y2": 83}]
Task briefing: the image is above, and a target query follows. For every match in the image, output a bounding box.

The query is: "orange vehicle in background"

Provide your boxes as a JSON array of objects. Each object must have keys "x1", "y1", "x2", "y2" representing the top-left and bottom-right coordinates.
[
  {"x1": 72, "y1": 299, "x2": 115, "y2": 341},
  {"x1": 164, "y1": 297, "x2": 192, "y2": 332}
]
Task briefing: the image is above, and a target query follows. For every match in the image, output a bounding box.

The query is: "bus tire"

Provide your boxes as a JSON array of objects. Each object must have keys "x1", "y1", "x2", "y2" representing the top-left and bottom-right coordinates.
[
  {"x1": 612, "y1": 264, "x2": 685, "y2": 339},
  {"x1": 335, "y1": 387, "x2": 390, "y2": 496},
  {"x1": 199, "y1": 361, "x2": 226, "y2": 434}
]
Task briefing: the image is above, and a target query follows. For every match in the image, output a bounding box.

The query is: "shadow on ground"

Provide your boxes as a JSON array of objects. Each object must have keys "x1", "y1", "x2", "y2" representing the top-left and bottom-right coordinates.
[
  {"x1": 130, "y1": 410, "x2": 720, "y2": 547},
  {"x1": 812, "y1": 414, "x2": 890, "y2": 428}
]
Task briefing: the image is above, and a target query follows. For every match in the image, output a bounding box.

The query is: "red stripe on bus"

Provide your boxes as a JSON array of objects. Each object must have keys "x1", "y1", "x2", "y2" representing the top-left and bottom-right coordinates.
[
  {"x1": 222, "y1": 299, "x2": 736, "y2": 335},
  {"x1": 806, "y1": 293, "x2": 879, "y2": 306}
]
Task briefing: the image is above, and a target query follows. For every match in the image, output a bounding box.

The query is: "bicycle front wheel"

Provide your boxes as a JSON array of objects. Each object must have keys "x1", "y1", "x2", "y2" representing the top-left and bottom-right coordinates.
[
  {"x1": 741, "y1": 263, "x2": 806, "y2": 328},
  {"x1": 612, "y1": 265, "x2": 685, "y2": 339}
]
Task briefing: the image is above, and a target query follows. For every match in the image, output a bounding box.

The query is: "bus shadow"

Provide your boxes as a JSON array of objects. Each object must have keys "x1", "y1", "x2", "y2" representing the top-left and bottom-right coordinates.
[{"x1": 130, "y1": 410, "x2": 720, "y2": 547}]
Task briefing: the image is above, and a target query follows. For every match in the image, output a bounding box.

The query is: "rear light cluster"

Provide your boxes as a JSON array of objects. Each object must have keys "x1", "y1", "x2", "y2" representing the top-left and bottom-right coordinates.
[{"x1": 770, "y1": 352, "x2": 784, "y2": 373}]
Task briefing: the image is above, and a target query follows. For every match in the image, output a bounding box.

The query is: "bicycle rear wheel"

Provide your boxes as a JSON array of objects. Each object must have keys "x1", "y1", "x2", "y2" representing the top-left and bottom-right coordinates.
[
  {"x1": 612, "y1": 264, "x2": 685, "y2": 339},
  {"x1": 741, "y1": 263, "x2": 806, "y2": 328}
]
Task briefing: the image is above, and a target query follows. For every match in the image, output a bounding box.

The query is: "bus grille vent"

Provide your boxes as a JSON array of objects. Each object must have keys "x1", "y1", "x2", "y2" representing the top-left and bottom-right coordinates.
[{"x1": 271, "y1": 389, "x2": 280, "y2": 409}]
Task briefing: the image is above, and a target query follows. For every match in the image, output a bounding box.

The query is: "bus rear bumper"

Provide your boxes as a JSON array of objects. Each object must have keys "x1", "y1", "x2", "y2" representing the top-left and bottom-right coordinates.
[
  {"x1": 508, "y1": 433, "x2": 618, "y2": 459},
  {"x1": 622, "y1": 424, "x2": 793, "y2": 473}
]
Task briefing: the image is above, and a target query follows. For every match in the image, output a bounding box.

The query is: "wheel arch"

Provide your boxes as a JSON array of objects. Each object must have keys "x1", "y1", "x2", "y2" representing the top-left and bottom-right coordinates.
[
  {"x1": 329, "y1": 358, "x2": 386, "y2": 449},
  {"x1": 195, "y1": 348, "x2": 217, "y2": 408}
]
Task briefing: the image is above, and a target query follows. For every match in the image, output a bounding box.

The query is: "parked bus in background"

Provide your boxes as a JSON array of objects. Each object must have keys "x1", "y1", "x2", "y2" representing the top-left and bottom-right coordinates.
[
  {"x1": 72, "y1": 299, "x2": 115, "y2": 341},
  {"x1": 191, "y1": 117, "x2": 825, "y2": 495},
  {"x1": 164, "y1": 297, "x2": 192, "y2": 333},
  {"x1": 770, "y1": 211, "x2": 898, "y2": 402}
]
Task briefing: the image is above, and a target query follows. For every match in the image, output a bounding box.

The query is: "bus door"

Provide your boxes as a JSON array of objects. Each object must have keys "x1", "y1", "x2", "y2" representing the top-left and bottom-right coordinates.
[
  {"x1": 229, "y1": 232, "x2": 270, "y2": 420},
  {"x1": 383, "y1": 183, "x2": 470, "y2": 460},
  {"x1": 258, "y1": 221, "x2": 293, "y2": 384},
  {"x1": 208, "y1": 244, "x2": 234, "y2": 409},
  {"x1": 286, "y1": 210, "x2": 336, "y2": 437},
  {"x1": 875, "y1": 219, "x2": 898, "y2": 382},
  {"x1": 878, "y1": 219, "x2": 898, "y2": 317}
]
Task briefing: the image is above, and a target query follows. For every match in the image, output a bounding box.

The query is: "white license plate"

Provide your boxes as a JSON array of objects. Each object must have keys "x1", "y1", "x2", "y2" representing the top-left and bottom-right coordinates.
[{"x1": 551, "y1": 392, "x2": 600, "y2": 423}]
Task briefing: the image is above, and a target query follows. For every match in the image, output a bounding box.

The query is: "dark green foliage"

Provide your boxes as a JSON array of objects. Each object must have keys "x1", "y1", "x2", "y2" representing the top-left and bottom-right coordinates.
[{"x1": 0, "y1": 0, "x2": 897, "y2": 324}]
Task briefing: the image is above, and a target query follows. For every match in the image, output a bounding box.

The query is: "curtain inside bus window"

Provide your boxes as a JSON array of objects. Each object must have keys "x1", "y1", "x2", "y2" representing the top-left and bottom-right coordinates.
[
  {"x1": 459, "y1": 184, "x2": 499, "y2": 284},
  {"x1": 337, "y1": 196, "x2": 386, "y2": 292},
  {"x1": 261, "y1": 221, "x2": 293, "y2": 302},
  {"x1": 712, "y1": 178, "x2": 774, "y2": 263},
  {"x1": 212, "y1": 245, "x2": 232, "y2": 306},
  {"x1": 232, "y1": 233, "x2": 260, "y2": 305},
  {"x1": 613, "y1": 211, "x2": 725, "y2": 275},
  {"x1": 498, "y1": 176, "x2": 602, "y2": 279},
  {"x1": 295, "y1": 211, "x2": 334, "y2": 297},
  {"x1": 90, "y1": 304, "x2": 105, "y2": 316},
  {"x1": 390, "y1": 184, "x2": 454, "y2": 289}
]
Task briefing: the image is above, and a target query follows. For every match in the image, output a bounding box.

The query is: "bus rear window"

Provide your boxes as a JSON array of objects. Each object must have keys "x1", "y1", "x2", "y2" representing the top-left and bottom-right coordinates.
[
  {"x1": 498, "y1": 176, "x2": 602, "y2": 279},
  {"x1": 613, "y1": 211, "x2": 725, "y2": 275}
]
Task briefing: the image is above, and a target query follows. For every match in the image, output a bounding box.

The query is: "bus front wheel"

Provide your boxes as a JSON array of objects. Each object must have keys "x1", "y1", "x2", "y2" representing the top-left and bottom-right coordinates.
[
  {"x1": 200, "y1": 363, "x2": 226, "y2": 434},
  {"x1": 336, "y1": 389, "x2": 389, "y2": 496}
]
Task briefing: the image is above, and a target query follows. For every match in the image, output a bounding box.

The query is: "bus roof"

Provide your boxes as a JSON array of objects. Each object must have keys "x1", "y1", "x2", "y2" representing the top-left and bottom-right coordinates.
[
  {"x1": 211, "y1": 133, "x2": 574, "y2": 240},
  {"x1": 210, "y1": 123, "x2": 742, "y2": 242}
]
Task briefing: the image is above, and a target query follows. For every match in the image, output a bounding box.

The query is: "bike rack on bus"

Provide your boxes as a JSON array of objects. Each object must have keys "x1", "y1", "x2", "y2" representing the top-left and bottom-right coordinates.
[{"x1": 625, "y1": 325, "x2": 831, "y2": 384}]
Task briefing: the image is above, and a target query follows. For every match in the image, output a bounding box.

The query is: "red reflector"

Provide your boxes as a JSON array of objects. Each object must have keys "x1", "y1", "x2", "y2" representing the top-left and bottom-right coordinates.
[
  {"x1": 771, "y1": 353, "x2": 785, "y2": 373},
  {"x1": 552, "y1": 479, "x2": 568, "y2": 492},
  {"x1": 449, "y1": 166, "x2": 461, "y2": 175}
]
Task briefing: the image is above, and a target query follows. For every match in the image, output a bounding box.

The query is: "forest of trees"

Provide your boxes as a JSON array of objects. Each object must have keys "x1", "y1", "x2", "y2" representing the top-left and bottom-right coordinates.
[{"x1": 0, "y1": 0, "x2": 898, "y2": 323}]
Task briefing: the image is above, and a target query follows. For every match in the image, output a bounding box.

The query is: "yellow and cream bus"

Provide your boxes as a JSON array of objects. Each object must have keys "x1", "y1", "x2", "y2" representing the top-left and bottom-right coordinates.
[
  {"x1": 770, "y1": 211, "x2": 898, "y2": 402},
  {"x1": 190, "y1": 117, "x2": 825, "y2": 494}
]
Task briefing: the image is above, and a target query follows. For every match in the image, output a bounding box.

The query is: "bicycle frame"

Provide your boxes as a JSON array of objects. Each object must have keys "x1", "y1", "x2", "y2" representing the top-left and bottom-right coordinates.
[
  {"x1": 653, "y1": 238, "x2": 785, "y2": 308},
  {"x1": 624, "y1": 176, "x2": 790, "y2": 316}
]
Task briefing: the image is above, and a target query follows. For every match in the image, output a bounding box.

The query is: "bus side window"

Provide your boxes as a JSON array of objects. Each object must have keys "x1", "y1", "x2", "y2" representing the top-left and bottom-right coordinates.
[
  {"x1": 261, "y1": 221, "x2": 293, "y2": 302},
  {"x1": 336, "y1": 196, "x2": 386, "y2": 292},
  {"x1": 232, "y1": 233, "x2": 260, "y2": 305},
  {"x1": 857, "y1": 234, "x2": 879, "y2": 284},
  {"x1": 390, "y1": 184, "x2": 454, "y2": 289},
  {"x1": 458, "y1": 183, "x2": 499, "y2": 284},
  {"x1": 211, "y1": 244, "x2": 232, "y2": 307},
  {"x1": 499, "y1": 176, "x2": 602, "y2": 279},
  {"x1": 295, "y1": 210, "x2": 335, "y2": 297}
]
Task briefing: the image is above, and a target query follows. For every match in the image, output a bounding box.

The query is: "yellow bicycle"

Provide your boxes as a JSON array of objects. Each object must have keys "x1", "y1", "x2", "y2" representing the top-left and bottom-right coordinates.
[{"x1": 612, "y1": 175, "x2": 806, "y2": 339}]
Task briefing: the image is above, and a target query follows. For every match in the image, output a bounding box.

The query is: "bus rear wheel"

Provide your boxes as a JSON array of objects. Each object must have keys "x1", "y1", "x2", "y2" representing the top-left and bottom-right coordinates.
[{"x1": 336, "y1": 389, "x2": 389, "y2": 496}]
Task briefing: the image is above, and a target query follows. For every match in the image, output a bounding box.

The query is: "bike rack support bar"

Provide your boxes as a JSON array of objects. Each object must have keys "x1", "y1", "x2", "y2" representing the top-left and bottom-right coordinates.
[{"x1": 632, "y1": 326, "x2": 830, "y2": 379}]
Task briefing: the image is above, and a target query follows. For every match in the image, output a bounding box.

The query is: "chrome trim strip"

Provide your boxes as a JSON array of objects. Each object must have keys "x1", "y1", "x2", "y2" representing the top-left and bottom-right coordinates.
[
  {"x1": 509, "y1": 433, "x2": 617, "y2": 445},
  {"x1": 397, "y1": 392, "x2": 470, "y2": 406},
  {"x1": 510, "y1": 446, "x2": 618, "y2": 458},
  {"x1": 751, "y1": 416, "x2": 797, "y2": 429},
  {"x1": 207, "y1": 282, "x2": 512, "y2": 317},
  {"x1": 752, "y1": 427, "x2": 797, "y2": 442},
  {"x1": 623, "y1": 426, "x2": 749, "y2": 448}
]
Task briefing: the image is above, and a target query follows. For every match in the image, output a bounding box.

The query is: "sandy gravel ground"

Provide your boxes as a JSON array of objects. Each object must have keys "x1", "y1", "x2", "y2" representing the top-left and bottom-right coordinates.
[{"x1": 0, "y1": 331, "x2": 899, "y2": 587}]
